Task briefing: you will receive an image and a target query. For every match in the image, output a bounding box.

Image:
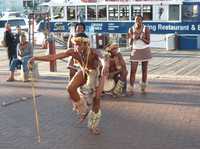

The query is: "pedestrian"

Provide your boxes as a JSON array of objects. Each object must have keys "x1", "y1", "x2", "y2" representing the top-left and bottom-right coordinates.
[
  {"x1": 3, "y1": 23, "x2": 16, "y2": 66},
  {"x1": 128, "y1": 15, "x2": 152, "y2": 95},
  {"x1": 29, "y1": 33, "x2": 106, "y2": 135},
  {"x1": 7, "y1": 32, "x2": 33, "y2": 82},
  {"x1": 67, "y1": 22, "x2": 86, "y2": 80}
]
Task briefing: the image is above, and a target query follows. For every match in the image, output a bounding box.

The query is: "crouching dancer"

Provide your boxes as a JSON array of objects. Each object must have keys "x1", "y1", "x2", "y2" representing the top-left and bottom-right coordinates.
[{"x1": 29, "y1": 33, "x2": 105, "y2": 135}]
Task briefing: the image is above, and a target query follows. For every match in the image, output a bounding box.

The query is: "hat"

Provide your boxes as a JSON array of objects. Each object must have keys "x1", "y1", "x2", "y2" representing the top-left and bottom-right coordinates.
[
  {"x1": 71, "y1": 33, "x2": 89, "y2": 44},
  {"x1": 105, "y1": 43, "x2": 119, "y2": 52}
]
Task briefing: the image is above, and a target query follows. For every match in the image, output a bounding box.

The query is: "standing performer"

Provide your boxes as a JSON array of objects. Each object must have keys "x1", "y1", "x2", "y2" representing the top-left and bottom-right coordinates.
[
  {"x1": 67, "y1": 23, "x2": 86, "y2": 80},
  {"x1": 104, "y1": 43, "x2": 128, "y2": 97},
  {"x1": 29, "y1": 33, "x2": 105, "y2": 135},
  {"x1": 128, "y1": 15, "x2": 152, "y2": 95}
]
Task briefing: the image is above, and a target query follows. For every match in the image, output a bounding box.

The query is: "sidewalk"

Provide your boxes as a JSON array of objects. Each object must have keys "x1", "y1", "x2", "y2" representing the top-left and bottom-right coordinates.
[
  {"x1": 0, "y1": 47, "x2": 200, "y2": 149},
  {"x1": 1, "y1": 47, "x2": 200, "y2": 80}
]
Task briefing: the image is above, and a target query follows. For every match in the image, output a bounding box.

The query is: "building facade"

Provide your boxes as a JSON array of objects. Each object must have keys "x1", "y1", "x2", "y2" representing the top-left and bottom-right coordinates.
[{"x1": 0, "y1": 0, "x2": 24, "y2": 13}]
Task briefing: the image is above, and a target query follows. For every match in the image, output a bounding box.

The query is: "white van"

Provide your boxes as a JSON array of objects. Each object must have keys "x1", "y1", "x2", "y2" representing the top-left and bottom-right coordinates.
[{"x1": 0, "y1": 17, "x2": 29, "y2": 46}]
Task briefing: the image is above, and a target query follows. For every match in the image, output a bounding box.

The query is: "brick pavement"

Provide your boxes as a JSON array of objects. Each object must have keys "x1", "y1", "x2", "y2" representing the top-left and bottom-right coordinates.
[{"x1": 0, "y1": 47, "x2": 200, "y2": 149}]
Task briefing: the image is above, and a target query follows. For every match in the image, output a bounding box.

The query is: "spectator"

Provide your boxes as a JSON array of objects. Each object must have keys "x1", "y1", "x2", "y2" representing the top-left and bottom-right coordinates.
[
  {"x1": 14, "y1": 25, "x2": 22, "y2": 44},
  {"x1": 13, "y1": 25, "x2": 22, "y2": 69},
  {"x1": 128, "y1": 15, "x2": 152, "y2": 94},
  {"x1": 4, "y1": 23, "x2": 16, "y2": 66}
]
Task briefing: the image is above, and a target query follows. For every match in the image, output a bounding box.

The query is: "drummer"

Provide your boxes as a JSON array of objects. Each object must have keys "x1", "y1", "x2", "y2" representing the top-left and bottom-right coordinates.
[{"x1": 104, "y1": 43, "x2": 128, "y2": 96}]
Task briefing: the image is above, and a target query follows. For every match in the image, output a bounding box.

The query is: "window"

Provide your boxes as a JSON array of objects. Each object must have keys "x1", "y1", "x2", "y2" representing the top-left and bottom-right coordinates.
[
  {"x1": 109, "y1": 5, "x2": 118, "y2": 20},
  {"x1": 131, "y1": 5, "x2": 141, "y2": 20},
  {"x1": 169, "y1": 5, "x2": 179, "y2": 20},
  {"x1": 119, "y1": 5, "x2": 129, "y2": 20},
  {"x1": 154, "y1": 5, "x2": 168, "y2": 21},
  {"x1": 87, "y1": 5, "x2": 97, "y2": 20},
  {"x1": 97, "y1": 5, "x2": 107, "y2": 20},
  {"x1": 67, "y1": 6, "x2": 76, "y2": 20},
  {"x1": 53, "y1": 6, "x2": 64, "y2": 19},
  {"x1": 143, "y1": 5, "x2": 152, "y2": 20},
  {"x1": 182, "y1": 4, "x2": 199, "y2": 22},
  {"x1": 0, "y1": 20, "x2": 6, "y2": 28},
  {"x1": 8, "y1": 19, "x2": 26, "y2": 27},
  {"x1": 77, "y1": 6, "x2": 86, "y2": 21}
]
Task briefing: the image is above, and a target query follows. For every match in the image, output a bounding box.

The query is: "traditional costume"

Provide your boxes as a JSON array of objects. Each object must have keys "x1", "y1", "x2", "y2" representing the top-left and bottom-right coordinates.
[
  {"x1": 104, "y1": 43, "x2": 127, "y2": 97},
  {"x1": 71, "y1": 33, "x2": 102, "y2": 134}
]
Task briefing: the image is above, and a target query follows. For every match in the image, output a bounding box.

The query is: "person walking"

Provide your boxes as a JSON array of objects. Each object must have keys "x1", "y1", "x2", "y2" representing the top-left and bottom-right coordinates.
[{"x1": 128, "y1": 15, "x2": 152, "y2": 95}]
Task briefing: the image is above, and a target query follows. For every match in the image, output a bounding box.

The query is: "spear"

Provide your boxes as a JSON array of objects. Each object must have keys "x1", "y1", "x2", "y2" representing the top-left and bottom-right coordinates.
[{"x1": 29, "y1": 63, "x2": 41, "y2": 143}]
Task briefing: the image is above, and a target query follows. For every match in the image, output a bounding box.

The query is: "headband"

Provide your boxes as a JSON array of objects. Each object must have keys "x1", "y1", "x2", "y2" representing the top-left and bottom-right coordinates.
[{"x1": 71, "y1": 37, "x2": 90, "y2": 44}]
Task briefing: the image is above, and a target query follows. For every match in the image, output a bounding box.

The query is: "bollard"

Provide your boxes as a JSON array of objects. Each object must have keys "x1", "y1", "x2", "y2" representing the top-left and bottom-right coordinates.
[
  {"x1": 48, "y1": 34, "x2": 57, "y2": 72},
  {"x1": 174, "y1": 32, "x2": 178, "y2": 50}
]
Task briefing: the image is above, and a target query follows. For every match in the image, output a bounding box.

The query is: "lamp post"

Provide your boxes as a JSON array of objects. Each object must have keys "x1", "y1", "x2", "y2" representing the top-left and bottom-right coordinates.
[{"x1": 32, "y1": 0, "x2": 35, "y2": 47}]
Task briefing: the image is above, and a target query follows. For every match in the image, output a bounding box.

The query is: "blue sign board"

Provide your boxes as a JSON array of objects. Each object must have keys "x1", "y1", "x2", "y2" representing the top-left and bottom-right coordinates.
[{"x1": 49, "y1": 21, "x2": 200, "y2": 34}]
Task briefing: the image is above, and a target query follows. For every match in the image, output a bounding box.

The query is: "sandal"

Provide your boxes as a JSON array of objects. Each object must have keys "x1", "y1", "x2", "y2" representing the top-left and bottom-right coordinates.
[{"x1": 7, "y1": 78, "x2": 15, "y2": 82}]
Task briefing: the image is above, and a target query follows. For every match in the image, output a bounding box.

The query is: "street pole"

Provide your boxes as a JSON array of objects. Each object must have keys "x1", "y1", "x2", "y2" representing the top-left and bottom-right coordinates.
[
  {"x1": 33, "y1": 0, "x2": 35, "y2": 10},
  {"x1": 32, "y1": 0, "x2": 35, "y2": 47}
]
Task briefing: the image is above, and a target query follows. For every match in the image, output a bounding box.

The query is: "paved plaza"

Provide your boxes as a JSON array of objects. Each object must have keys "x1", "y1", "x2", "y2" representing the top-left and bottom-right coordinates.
[{"x1": 0, "y1": 47, "x2": 200, "y2": 149}]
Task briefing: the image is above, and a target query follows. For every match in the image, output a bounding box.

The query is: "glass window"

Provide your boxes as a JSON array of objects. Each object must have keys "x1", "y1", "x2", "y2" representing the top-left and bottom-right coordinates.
[
  {"x1": 0, "y1": 20, "x2": 7, "y2": 28},
  {"x1": 97, "y1": 5, "x2": 107, "y2": 20},
  {"x1": 87, "y1": 5, "x2": 97, "y2": 20},
  {"x1": 182, "y1": 4, "x2": 199, "y2": 22},
  {"x1": 169, "y1": 5, "x2": 179, "y2": 20},
  {"x1": 108, "y1": 5, "x2": 118, "y2": 20},
  {"x1": 153, "y1": 5, "x2": 168, "y2": 21},
  {"x1": 67, "y1": 6, "x2": 76, "y2": 20},
  {"x1": 119, "y1": 5, "x2": 129, "y2": 20},
  {"x1": 77, "y1": 6, "x2": 86, "y2": 21},
  {"x1": 8, "y1": 19, "x2": 26, "y2": 27},
  {"x1": 53, "y1": 6, "x2": 64, "y2": 19},
  {"x1": 143, "y1": 5, "x2": 152, "y2": 20},
  {"x1": 131, "y1": 5, "x2": 141, "y2": 20}
]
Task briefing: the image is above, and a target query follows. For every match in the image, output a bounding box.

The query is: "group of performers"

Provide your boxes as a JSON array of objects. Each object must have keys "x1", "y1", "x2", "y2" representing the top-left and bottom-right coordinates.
[{"x1": 28, "y1": 15, "x2": 152, "y2": 135}]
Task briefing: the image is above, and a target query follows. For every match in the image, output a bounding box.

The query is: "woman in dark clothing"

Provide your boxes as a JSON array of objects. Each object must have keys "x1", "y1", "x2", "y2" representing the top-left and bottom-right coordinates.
[{"x1": 4, "y1": 23, "x2": 16, "y2": 66}]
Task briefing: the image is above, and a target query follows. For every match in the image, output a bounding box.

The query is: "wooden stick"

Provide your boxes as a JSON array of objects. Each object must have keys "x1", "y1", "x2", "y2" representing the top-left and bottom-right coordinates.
[{"x1": 30, "y1": 70, "x2": 41, "y2": 143}]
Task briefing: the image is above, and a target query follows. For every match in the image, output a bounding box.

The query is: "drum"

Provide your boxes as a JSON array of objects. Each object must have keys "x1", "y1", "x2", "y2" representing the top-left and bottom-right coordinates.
[{"x1": 103, "y1": 79, "x2": 115, "y2": 92}]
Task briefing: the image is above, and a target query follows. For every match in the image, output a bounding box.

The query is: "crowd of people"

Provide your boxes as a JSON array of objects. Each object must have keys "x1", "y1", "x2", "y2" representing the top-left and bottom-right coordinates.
[{"x1": 3, "y1": 15, "x2": 151, "y2": 135}]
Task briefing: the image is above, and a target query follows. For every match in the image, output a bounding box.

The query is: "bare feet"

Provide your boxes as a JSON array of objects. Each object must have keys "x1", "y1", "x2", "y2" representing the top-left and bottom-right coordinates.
[
  {"x1": 79, "y1": 111, "x2": 89, "y2": 123},
  {"x1": 89, "y1": 128, "x2": 101, "y2": 135},
  {"x1": 127, "y1": 85, "x2": 134, "y2": 96},
  {"x1": 141, "y1": 83, "x2": 147, "y2": 94}
]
